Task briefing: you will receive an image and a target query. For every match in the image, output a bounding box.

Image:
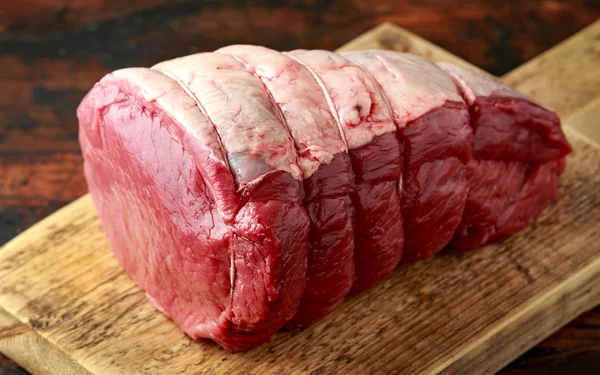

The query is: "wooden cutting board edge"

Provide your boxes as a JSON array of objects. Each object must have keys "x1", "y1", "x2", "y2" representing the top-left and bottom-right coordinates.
[
  {"x1": 0, "y1": 21, "x2": 599, "y2": 375},
  {"x1": 0, "y1": 308, "x2": 91, "y2": 375},
  {"x1": 431, "y1": 245, "x2": 600, "y2": 375}
]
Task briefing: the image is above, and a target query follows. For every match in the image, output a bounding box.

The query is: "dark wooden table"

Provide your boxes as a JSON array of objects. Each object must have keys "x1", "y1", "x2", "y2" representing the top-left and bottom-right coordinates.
[{"x1": 1, "y1": 1, "x2": 599, "y2": 374}]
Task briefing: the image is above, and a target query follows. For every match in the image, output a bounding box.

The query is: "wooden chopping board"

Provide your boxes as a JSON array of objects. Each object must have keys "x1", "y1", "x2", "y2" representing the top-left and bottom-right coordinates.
[{"x1": 1, "y1": 22, "x2": 599, "y2": 375}]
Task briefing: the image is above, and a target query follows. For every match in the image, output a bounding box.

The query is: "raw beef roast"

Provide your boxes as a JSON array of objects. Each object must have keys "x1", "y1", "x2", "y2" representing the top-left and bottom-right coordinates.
[
  {"x1": 287, "y1": 49, "x2": 404, "y2": 294},
  {"x1": 216, "y1": 45, "x2": 356, "y2": 327},
  {"x1": 437, "y1": 63, "x2": 572, "y2": 248},
  {"x1": 78, "y1": 47, "x2": 571, "y2": 350},
  {"x1": 345, "y1": 51, "x2": 472, "y2": 262}
]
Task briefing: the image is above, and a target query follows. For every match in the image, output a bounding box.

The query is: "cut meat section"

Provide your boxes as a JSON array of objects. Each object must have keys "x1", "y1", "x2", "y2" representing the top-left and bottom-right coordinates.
[
  {"x1": 438, "y1": 62, "x2": 572, "y2": 248},
  {"x1": 216, "y1": 45, "x2": 356, "y2": 327},
  {"x1": 344, "y1": 51, "x2": 472, "y2": 263},
  {"x1": 79, "y1": 60, "x2": 311, "y2": 350},
  {"x1": 287, "y1": 49, "x2": 404, "y2": 294},
  {"x1": 78, "y1": 68, "x2": 237, "y2": 348}
]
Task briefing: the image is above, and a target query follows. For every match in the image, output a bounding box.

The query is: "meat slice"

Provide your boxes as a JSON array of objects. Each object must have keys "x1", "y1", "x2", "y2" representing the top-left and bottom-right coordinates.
[
  {"x1": 437, "y1": 62, "x2": 572, "y2": 248},
  {"x1": 216, "y1": 45, "x2": 355, "y2": 327},
  {"x1": 344, "y1": 51, "x2": 472, "y2": 262},
  {"x1": 287, "y1": 49, "x2": 404, "y2": 294}
]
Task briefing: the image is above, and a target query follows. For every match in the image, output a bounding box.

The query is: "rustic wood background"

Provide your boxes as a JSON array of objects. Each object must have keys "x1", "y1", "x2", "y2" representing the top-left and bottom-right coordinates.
[{"x1": 1, "y1": 1, "x2": 599, "y2": 374}]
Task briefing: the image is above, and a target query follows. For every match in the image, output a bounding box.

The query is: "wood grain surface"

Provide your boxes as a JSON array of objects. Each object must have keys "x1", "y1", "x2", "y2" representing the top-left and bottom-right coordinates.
[{"x1": 0, "y1": 21, "x2": 599, "y2": 375}]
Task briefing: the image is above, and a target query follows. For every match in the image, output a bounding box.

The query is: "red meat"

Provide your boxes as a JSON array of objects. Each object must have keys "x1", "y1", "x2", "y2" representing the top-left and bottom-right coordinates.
[
  {"x1": 216, "y1": 45, "x2": 356, "y2": 327},
  {"x1": 438, "y1": 63, "x2": 572, "y2": 247},
  {"x1": 288, "y1": 49, "x2": 404, "y2": 294},
  {"x1": 79, "y1": 65, "x2": 310, "y2": 351},
  {"x1": 345, "y1": 51, "x2": 472, "y2": 262},
  {"x1": 78, "y1": 49, "x2": 572, "y2": 351}
]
